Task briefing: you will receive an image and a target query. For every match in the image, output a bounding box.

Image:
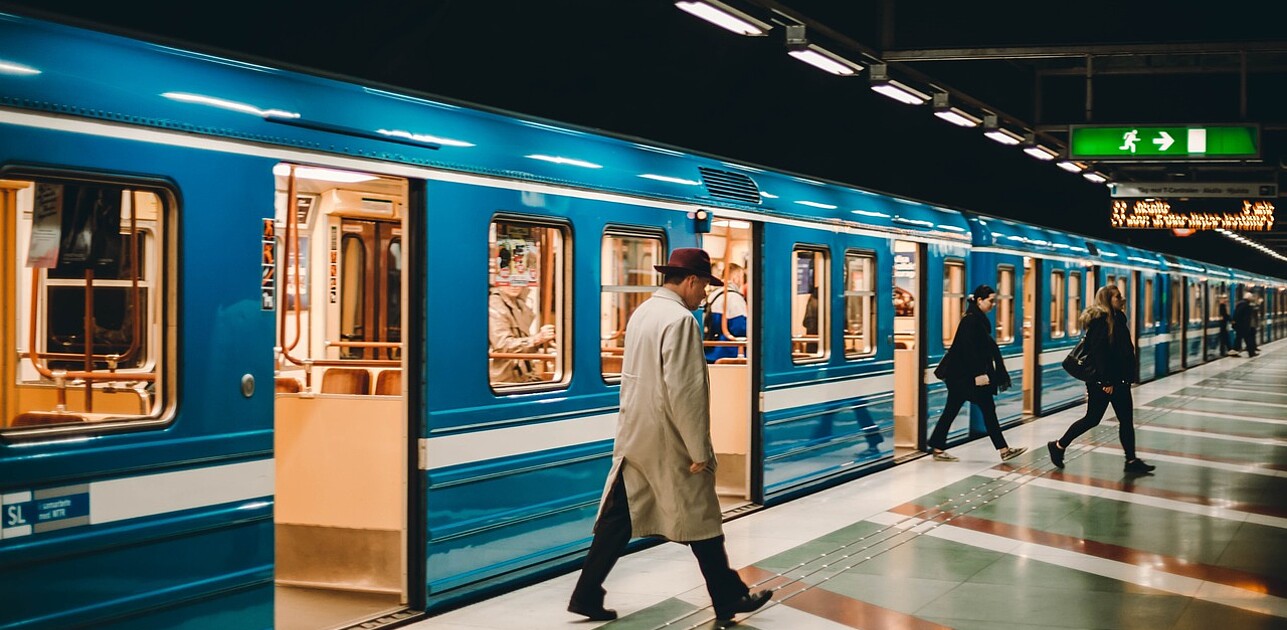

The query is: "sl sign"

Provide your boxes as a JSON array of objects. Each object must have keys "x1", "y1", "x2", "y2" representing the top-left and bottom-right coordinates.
[{"x1": 1069, "y1": 125, "x2": 1259, "y2": 160}]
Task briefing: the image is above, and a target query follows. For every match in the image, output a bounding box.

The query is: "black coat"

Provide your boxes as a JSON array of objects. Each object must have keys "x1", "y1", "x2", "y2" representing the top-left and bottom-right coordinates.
[
  {"x1": 1085, "y1": 309, "x2": 1136, "y2": 385},
  {"x1": 935, "y1": 309, "x2": 1009, "y2": 393},
  {"x1": 1233, "y1": 299, "x2": 1256, "y2": 331}
]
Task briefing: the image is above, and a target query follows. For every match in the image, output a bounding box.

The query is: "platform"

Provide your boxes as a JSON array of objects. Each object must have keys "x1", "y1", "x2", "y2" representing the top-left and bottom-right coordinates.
[{"x1": 412, "y1": 341, "x2": 1286, "y2": 629}]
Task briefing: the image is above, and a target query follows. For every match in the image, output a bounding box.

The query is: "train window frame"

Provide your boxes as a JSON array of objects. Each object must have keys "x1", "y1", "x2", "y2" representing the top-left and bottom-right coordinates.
[
  {"x1": 941, "y1": 259, "x2": 966, "y2": 347},
  {"x1": 791, "y1": 245, "x2": 829, "y2": 364},
  {"x1": 3, "y1": 172, "x2": 177, "y2": 438},
  {"x1": 1144, "y1": 278, "x2": 1155, "y2": 327},
  {"x1": 486, "y1": 215, "x2": 572, "y2": 394},
  {"x1": 1067, "y1": 271, "x2": 1082, "y2": 336},
  {"x1": 599, "y1": 227, "x2": 666, "y2": 383},
  {"x1": 1050, "y1": 270, "x2": 1066, "y2": 338},
  {"x1": 842, "y1": 250, "x2": 877, "y2": 359},
  {"x1": 996, "y1": 265, "x2": 1015, "y2": 344},
  {"x1": 1187, "y1": 279, "x2": 1204, "y2": 324},
  {"x1": 1170, "y1": 277, "x2": 1182, "y2": 328}
]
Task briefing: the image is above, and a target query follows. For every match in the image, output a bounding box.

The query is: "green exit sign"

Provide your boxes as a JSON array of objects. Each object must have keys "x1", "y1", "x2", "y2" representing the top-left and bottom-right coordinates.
[{"x1": 1069, "y1": 125, "x2": 1259, "y2": 159}]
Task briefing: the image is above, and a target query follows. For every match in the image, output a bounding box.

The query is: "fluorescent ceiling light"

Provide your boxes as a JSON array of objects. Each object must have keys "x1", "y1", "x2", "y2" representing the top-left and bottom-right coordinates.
[
  {"x1": 934, "y1": 108, "x2": 981, "y2": 127},
  {"x1": 639, "y1": 173, "x2": 701, "y2": 185},
  {"x1": 1082, "y1": 171, "x2": 1108, "y2": 183},
  {"x1": 871, "y1": 80, "x2": 930, "y2": 105},
  {"x1": 1023, "y1": 144, "x2": 1058, "y2": 161},
  {"x1": 0, "y1": 60, "x2": 40, "y2": 75},
  {"x1": 525, "y1": 154, "x2": 603, "y2": 169},
  {"x1": 1056, "y1": 160, "x2": 1087, "y2": 173},
  {"x1": 273, "y1": 164, "x2": 377, "y2": 183},
  {"x1": 377, "y1": 128, "x2": 474, "y2": 147},
  {"x1": 984, "y1": 127, "x2": 1023, "y2": 145},
  {"x1": 162, "y1": 92, "x2": 300, "y2": 118},
  {"x1": 674, "y1": 1, "x2": 770, "y2": 36},
  {"x1": 787, "y1": 46, "x2": 863, "y2": 76},
  {"x1": 796, "y1": 200, "x2": 838, "y2": 210}
]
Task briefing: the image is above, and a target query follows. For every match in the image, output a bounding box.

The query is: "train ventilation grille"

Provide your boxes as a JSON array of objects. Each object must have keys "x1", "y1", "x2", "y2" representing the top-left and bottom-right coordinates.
[{"x1": 699, "y1": 167, "x2": 761, "y2": 204}]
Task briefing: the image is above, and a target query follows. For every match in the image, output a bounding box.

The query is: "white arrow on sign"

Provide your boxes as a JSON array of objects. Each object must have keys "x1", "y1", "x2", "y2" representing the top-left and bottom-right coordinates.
[{"x1": 1153, "y1": 131, "x2": 1175, "y2": 151}]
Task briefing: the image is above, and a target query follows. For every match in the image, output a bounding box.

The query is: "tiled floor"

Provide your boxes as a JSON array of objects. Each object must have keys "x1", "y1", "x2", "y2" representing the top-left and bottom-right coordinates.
[{"x1": 410, "y1": 341, "x2": 1286, "y2": 629}]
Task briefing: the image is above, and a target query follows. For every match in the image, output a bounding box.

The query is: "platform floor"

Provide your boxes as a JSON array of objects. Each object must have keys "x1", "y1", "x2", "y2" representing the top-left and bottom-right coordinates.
[{"x1": 412, "y1": 341, "x2": 1286, "y2": 630}]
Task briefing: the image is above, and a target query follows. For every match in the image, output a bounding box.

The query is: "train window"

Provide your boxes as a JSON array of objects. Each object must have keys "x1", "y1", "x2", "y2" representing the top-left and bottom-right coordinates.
[
  {"x1": 4, "y1": 177, "x2": 173, "y2": 433},
  {"x1": 792, "y1": 247, "x2": 827, "y2": 363},
  {"x1": 339, "y1": 233, "x2": 367, "y2": 357},
  {"x1": 996, "y1": 266, "x2": 1015, "y2": 343},
  {"x1": 600, "y1": 230, "x2": 664, "y2": 381},
  {"x1": 1050, "y1": 270, "x2": 1066, "y2": 338},
  {"x1": 1170, "y1": 278, "x2": 1182, "y2": 328},
  {"x1": 1144, "y1": 279, "x2": 1155, "y2": 327},
  {"x1": 1188, "y1": 280, "x2": 1204, "y2": 324},
  {"x1": 843, "y1": 251, "x2": 876, "y2": 358},
  {"x1": 1206, "y1": 283, "x2": 1221, "y2": 320},
  {"x1": 942, "y1": 260, "x2": 966, "y2": 346},
  {"x1": 1067, "y1": 272, "x2": 1082, "y2": 335},
  {"x1": 488, "y1": 218, "x2": 568, "y2": 391}
]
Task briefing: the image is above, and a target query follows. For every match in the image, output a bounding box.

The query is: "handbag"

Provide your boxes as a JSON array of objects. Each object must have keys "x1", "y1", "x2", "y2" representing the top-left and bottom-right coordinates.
[{"x1": 1061, "y1": 335, "x2": 1095, "y2": 382}]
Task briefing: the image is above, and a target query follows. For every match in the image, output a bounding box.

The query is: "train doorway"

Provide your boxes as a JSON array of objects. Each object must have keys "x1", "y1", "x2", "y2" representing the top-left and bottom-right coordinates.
[
  {"x1": 701, "y1": 218, "x2": 756, "y2": 514},
  {"x1": 271, "y1": 165, "x2": 413, "y2": 630},
  {"x1": 892, "y1": 240, "x2": 922, "y2": 458},
  {"x1": 1022, "y1": 257, "x2": 1036, "y2": 415}
]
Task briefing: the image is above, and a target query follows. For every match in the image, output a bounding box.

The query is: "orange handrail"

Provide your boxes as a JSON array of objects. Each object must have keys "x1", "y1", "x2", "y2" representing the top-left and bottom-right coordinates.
[{"x1": 26, "y1": 268, "x2": 156, "y2": 384}]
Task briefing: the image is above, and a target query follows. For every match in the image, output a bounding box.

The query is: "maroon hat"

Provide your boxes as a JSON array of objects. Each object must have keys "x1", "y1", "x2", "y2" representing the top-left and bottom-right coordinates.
[{"x1": 654, "y1": 247, "x2": 724, "y2": 286}]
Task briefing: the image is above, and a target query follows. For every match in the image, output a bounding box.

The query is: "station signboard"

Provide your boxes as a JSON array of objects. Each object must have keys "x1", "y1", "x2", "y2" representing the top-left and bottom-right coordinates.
[
  {"x1": 1110, "y1": 182, "x2": 1278, "y2": 198},
  {"x1": 1110, "y1": 198, "x2": 1275, "y2": 230},
  {"x1": 1070, "y1": 125, "x2": 1259, "y2": 160}
]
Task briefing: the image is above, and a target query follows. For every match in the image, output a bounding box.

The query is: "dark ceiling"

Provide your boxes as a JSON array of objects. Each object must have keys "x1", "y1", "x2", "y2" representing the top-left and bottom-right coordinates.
[{"x1": 3, "y1": 0, "x2": 1285, "y2": 276}]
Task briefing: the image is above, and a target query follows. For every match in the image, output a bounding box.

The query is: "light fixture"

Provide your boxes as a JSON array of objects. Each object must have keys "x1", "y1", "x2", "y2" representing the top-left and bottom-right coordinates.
[
  {"x1": 869, "y1": 64, "x2": 930, "y2": 105},
  {"x1": 1056, "y1": 160, "x2": 1087, "y2": 173},
  {"x1": 272, "y1": 164, "x2": 377, "y2": 183},
  {"x1": 674, "y1": 0, "x2": 771, "y2": 36},
  {"x1": 931, "y1": 93, "x2": 981, "y2": 127},
  {"x1": 1082, "y1": 171, "x2": 1108, "y2": 184},
  {"x1": 1022, "y1": 134, "x2": 1058, "y2": 161},
  {"x1": 982, "y1": 115, "x2": 1024, "y2": 146},
  {"x1": 784, "y1": 25, "x2": 864, "y2": 76}
]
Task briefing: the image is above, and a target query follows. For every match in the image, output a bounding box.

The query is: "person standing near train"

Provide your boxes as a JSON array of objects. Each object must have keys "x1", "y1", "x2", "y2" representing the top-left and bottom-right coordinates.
[
  {"x1": 569, "y1": 248, "x2": 771, "y2": 625},
  {"x1": 1047, "y1": 285, "x2": 1156, "y2": 473},
  {"x1": 927, "y1": 285, "x2": 1027, "y2": 462},
  {"x1": 704, "y1": 263, "x2": 747, "y2": 362},
  {"x1": 1232, "y1": 291, "x2": 1260, "y2": 357},
  {"x1": 487, "y1": 285, "x2": 556, "y2": 383}
]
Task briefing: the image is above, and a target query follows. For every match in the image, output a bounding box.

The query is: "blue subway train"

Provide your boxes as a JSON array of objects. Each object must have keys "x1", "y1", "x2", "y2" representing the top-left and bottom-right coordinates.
[{"x1": 1, "y1": 13, "x2": 1283, "y2": 630}]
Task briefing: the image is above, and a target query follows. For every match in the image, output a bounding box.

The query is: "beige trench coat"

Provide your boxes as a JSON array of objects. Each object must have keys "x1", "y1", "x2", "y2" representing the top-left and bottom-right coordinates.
[{"x1": 601, "y1": 287, "x2": 723, "y2": 542}]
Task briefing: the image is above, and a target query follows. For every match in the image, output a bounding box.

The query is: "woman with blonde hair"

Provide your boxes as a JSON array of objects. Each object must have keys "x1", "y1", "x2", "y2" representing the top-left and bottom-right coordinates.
[{"x1": 1048, "y1": 285, "x2": 1155, "y2": 473}]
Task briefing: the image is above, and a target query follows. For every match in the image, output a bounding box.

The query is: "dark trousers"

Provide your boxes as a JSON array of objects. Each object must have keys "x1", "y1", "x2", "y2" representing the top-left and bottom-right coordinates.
[
  {"x1": 1234, "y1": 327, "x2": 1258, "y2": 356},
  {"x1": 570, "y1": 471, "x2": 749, "y2": 611},
  {"x1": 928, "y1": 384, "x2": 1007, "y2": 451},
  {"x1": 1218, "y1": 327, "x2": 1230, "y2": 353},
  {"x1": 1057, "y1": 383, "x2": 1136, "y2": 460}
]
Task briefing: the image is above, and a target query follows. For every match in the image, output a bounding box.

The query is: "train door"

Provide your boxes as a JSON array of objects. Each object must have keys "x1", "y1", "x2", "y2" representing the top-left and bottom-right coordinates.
[
  {"x1": 892, "y1": 240, "x2": 922, "y2": 458},
  {"x1": 271, "y1": 165, "x2": 415, "y2": 630},
  {"x1": 991, "y1": 260, "x2": 1024, "y2": 424},
  {"x1": 1168, "y1": 275, "x2": 1183, "y2": 372},
  {"x1": 701, "y1": 217, "x2": 756, "y2": 512},
  {"x1": 1022, "y1": 257, "x2": 1037, "y2": 414}
]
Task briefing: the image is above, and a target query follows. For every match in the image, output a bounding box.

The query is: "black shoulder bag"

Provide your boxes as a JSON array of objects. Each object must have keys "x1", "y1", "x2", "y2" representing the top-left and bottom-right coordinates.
[{"x1": 1062, "y1": 335, "x2": 1095, "y2": 382}]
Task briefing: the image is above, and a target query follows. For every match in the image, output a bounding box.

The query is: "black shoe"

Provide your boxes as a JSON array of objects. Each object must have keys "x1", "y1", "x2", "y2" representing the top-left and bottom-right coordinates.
[
  {"x1": 715, "y1": 589, "x2": 772, "y2": 621},
  {"x1": 1047, "y1": 441, "x2": 1065, "y2": 469},
  {"x1": 1124, "y1": 458, "x2": 1156, "y2": 474},
  {"x1": 568, "y1": 600, "x2": 617, "y2": 621}
]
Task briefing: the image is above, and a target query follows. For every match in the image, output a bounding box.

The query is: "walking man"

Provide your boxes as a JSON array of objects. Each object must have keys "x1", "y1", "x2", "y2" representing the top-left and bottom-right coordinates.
[
  {"x1": 1232, "y1": 291, "x2": 1259, "y2": 357},
  {"x1": 569, "y1": 248, "x2": 772, "y2": 625}
]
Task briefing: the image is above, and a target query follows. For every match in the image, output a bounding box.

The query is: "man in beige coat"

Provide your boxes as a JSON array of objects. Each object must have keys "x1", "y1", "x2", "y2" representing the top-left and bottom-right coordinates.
[{"x1": 568, "y1": 248, "x2": 771, "y2": 625}]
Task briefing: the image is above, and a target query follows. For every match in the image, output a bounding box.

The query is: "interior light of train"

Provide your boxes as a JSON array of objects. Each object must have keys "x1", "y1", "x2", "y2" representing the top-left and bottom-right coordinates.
[
  {"x1": 674, "y1": 0, "x2": 771, "y2": 36},
  {"x1": 161, "y1": 92, "x2": 300, "y2": 118},
  {"x1": 524, "y1": 154, "x2": 603, "y2": 169},
  {"x1": 871, "y1": 80, "x2": 930, "y2": 105},
  {"x1": 759, "y1": 191, "x2": 779, "y2": 198},
  {"x1": 638, "y1": 174, "x2": 701, "y2": 185},
  {"x1": 1056, "y1": 160, "x2": 1087, "y2": 173},
  {"x1": 271, "y1": 164, "x2": 377, "y2": 183},
  {"x1": 376, "y1": 129, "x2": 475, "y2": 147},
  {"x1": 0, "y1": 60, "x2": 41, "y2": 75},
  {"x1": 796, "y1": 200, "x2": 838, "y2": 209},
  {"x1": 787, "y1": 46, "x2": 863, "y2": 76}
]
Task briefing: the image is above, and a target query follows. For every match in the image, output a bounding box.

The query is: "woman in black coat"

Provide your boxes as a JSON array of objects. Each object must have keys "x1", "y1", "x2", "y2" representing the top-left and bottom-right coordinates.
[
  {"x1": 928, "y1": 285, "x2": 1027, "y2": 462},
  {"x1": 1048, "y1": 285, "x2": 1156, "y2": 473}
]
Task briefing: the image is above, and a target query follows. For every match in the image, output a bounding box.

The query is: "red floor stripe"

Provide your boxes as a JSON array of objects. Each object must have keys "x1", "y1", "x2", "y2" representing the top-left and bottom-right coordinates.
[
  {"x1": 1043, "y1": 469, "x2": 1287, "y2": 519},
  {"x1": 890, "y1": 502, "x2": 1286, "y2": 598},
  {"x1": 739, "y1": 565, "x2": 951, "y2": 630}
]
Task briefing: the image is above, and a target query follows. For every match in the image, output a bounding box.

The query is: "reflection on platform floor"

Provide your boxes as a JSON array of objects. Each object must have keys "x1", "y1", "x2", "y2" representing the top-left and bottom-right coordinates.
[{"x1": 410, "y1": 341, "x2": 1286, "y2": 630}]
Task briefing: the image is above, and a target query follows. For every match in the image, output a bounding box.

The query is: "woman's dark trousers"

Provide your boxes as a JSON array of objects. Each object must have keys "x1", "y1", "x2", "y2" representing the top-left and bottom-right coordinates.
[
  {"x1": 1057, "y1": 384, "x2": 1136, "y2": 460},
  {"x1": 928, "y1": 384, "x2": 1007, "y2": 451}
]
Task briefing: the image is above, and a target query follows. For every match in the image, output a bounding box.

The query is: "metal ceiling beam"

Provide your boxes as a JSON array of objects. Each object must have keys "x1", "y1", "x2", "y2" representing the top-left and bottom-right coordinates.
[
  {"x1": 1036, "y1": 65, "x2": 1287, "y2": 76},
  {"x1": 884, "y1": 41, "x2": 1287, "y2": 62}
]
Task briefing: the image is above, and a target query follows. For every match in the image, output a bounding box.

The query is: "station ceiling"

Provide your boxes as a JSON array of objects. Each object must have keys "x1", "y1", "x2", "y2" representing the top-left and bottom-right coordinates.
[{"x1": 4, "y1": 0, "x2": 1285, "y2": 276}]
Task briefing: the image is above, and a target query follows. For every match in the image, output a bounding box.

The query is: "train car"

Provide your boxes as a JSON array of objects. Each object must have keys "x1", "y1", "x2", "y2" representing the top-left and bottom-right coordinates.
[{"x1": 2, "y1": 12, "x2": 1286, "y2": 630}]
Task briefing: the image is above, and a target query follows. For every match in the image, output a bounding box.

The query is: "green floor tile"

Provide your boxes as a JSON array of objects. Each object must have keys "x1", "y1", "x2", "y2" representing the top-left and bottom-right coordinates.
[
  {"x1": 916, "y1": 582, "x2": 1191, "y2": 629},
  {"x1": 602, "y1": 597, "x2": 701, "y2": 629},
  {"x1": 1145, "y1": 396, "x2": 1287, "y2": 420},
  {"x1": 1174, "y1": 386, "x2": 1287, "y2": 406},
  {"x1": 1171, "y1": 598, "x2": 1287, "y2": 630}
]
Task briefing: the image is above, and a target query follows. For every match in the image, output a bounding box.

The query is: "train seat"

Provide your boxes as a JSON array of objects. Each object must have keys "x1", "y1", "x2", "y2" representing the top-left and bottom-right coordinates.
[
  {"x1": 374, "y1": 369, "x2": 401, "y2": 396},
  {"x1": 12, "y1": 412, "x2": 86, "y2": 427},
  {"x1": 275, "y1": 376, "x2": 303, "y2": 394},
  {"x1": 714, "y1": 357, "x2": 747, "y2": 365},
  {"x1": 320, "y1": 368, "x2": 371, "y2": 395}
]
